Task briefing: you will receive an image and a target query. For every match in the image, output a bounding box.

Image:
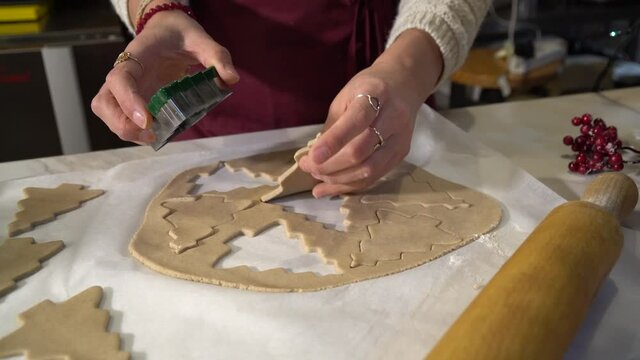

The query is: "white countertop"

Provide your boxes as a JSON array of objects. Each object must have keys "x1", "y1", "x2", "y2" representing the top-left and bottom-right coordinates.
[{"x1": 442, "y1": 88, "x2": 640, "y2": 230}]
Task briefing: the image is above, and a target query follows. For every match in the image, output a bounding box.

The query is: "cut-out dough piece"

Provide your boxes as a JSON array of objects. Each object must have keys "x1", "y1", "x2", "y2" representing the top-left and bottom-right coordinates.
[
  {"x1": 224, "y1": 149, "x2": 298, "y2": 181},
  {"x1": 0, "y1": 238, "x2": 64, "y2": 297},
  {"x1": 0, "y1": 286, "x2": 130, "y2": 360},
  {"x1": 201, "y1": 184, "x2": 277, "y2": 202},
  {"x1": 162, "y1": 194, "x2": 254, "y2": 254},
  {"x1": 361, "y1": 172, "x2": 470, "y2": 209},
  {"x1": 260, "y1": 136, "x2": 321, "y2": 202},
  {"x1": 8, "y1": 184, "x2": 105, "y2": 237},
  {"x1": 352, "y1": 209, "x2": 461, "y2": 267}
]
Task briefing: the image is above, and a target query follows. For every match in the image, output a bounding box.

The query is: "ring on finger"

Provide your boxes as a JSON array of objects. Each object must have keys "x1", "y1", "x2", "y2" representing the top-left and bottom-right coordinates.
[
  {"x1": 113, "y1": 51, "x2": 144, "y2": 72},
  {"x1": 355, "y1": 93, "x2": 381, "y2": 117},
  {"x1": 370, "y1": 126, "x2": 385, "y2": 151}
]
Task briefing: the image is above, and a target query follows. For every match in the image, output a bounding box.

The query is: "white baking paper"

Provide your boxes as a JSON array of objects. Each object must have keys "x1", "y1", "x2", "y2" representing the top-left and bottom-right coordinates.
[{"x1": 1, "y1": 106, "x2": 638, "y2": 360}]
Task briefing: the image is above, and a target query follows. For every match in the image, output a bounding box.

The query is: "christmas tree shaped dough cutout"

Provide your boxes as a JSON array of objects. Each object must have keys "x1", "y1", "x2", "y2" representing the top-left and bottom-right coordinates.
[
  {"x1": 0, "y1": 237, "x2": 64, "y2": 297},
  {"x1": 8, "y1": 184, "x2": 105, "y2": 237},
  {"x1": 0, "y1": 286, "x2": 130, "y2": 360}
]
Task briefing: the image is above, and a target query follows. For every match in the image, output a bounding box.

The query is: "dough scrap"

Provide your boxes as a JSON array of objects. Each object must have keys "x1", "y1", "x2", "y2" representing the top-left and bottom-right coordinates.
[
  {"x1": 8, "y1": 184, "x2": 104, "y2": 237},
  {"x1": 129, "y1": 145, "x2": 503, "y2": 292},
  {"x1": 260, "y1": 137, "x2": 320, "y2": 202},
  {"x1": 0, "y1": 286, "x2": 129, "y2": 360},
  {"x1": 0, "y1": 238, "x2": 64, "y2": 297}
]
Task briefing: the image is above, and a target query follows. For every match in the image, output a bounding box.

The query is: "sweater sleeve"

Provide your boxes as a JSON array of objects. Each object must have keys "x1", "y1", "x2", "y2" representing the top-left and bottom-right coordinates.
[
  {"x1": 387, "y1": 0, "x2": 492, "y2": 83},
  {"x1": 110, "y1": 0, "x2": 190, "y2": 35}
]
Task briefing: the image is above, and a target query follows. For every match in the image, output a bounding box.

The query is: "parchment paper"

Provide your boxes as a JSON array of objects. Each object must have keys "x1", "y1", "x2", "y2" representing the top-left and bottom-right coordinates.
[{"x1": 0, "y1": 107, "x2": 638, "y2": 359}]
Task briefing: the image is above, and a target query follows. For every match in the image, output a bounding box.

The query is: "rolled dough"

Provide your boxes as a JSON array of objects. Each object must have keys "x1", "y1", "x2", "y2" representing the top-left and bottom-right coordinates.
[{"x1": 129, "y1": 146, "x2": 502, "y2": 292}]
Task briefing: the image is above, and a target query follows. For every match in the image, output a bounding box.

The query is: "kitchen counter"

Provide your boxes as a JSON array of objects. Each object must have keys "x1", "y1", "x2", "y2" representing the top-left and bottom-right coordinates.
[{"x1": 441, "y1": 87, "x2": 640, "y2": 230}]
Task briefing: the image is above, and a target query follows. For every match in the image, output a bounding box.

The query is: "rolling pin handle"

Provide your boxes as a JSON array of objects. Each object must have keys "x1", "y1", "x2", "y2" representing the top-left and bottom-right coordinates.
[{"x1": 580, "y1": 172, "x2": 638, "y2": 221}]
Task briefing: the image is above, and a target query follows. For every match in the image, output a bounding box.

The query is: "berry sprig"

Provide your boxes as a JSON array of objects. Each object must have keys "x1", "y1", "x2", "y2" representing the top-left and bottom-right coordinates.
[{"x1": 563, "y1": 113, "x2": 636, "y2": 174}]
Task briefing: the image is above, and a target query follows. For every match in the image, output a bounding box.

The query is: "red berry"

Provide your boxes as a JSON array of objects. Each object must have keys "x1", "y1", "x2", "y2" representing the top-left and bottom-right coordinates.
[
  {"x1": 611, "y1": 163, "x2": 624, "y2": 171},
  {"x1": 609, "y1": 152, "x2": 623, "y2": 165},
  {"x1": 571, "y1": 117, "x2": 582, "y2": 126},
  {"x1": 594, "y1": 136, "x2": 606, "y2": 147},
  {"x1": 563, "y1": 135, "x2": 574, "y2": 145},
  {"x1": 592, "y1": 152, "x2": 604, "y2": 162},
  {"x1": 585, "y1": 138, "x2": 594, "y2": 148},
  {"x1": 571, "y1": 143, "x2": 580, "y2": 152},
  {"x1": 568, "y1": 161, "x2": 579, "y2": 172},
  {"x1": 615, "y1": 139, "x2": 622, "y2": 148},
  {"x1": 593, "y1": 118, "x2": 604, "y2": 127},
  {"x1": 580, "y1": 124, "x2": 591, "y2": 135},
  {"x1": 578, "y1": 165, "x2": 589, "y2": 174},
  {"x1": 575, "y1": 135, "x2": 587, "y2": 144},
  {"x1": 576, "y1": 153, "x2": 587, "y2": 164},
  {"x1": 603, "y1": 131, "x2": 616, "y2": 142},
  {"x1": 591, "y1": 162, "x2": 604, "y2": 172},
  {"x1": 581, "y1": 113, "x2": 592, "y2": 122},
  {"x1": 593, "y1": 126, "x2": 605, "y2": 136}
]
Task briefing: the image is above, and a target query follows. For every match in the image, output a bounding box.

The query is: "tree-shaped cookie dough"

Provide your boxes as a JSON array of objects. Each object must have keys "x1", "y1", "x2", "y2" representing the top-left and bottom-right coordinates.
[
  {"x1": 162, "y1": 194, "x2": 254, "y2": 253},
  {"x1": 8, "y1": 184, "x2": 104, "y2": 237},
  {"x1": 0, "y1": 286, "x2": 129, "y2": 360},
  {"x1": 0, "y1": 238, "x2": 64, "y2": 297},
  {"x1": 352, "y1": 210, "x2": 462, "y2": 267}
]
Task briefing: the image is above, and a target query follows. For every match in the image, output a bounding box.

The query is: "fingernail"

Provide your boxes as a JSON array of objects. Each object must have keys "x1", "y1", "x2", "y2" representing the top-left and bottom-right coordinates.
[
  {"x1": 139, "y1": 129, "x2": 155, "y2": 143},
  {"x1": 298, "y1": 157, "x2": 309, "y2": 172},
  {"x1": 311, "y1": 146, "x2": 331, "y2": 164},
  {"x1": 311, "y1": 172, "x2": 323, "y2": 181},
  {"x1": 226, "y1": 66, "x2": 239, "y2": 80},
  {"x1": 132, "y1": 111, "x2": 147, "y2": 128},
  {"x1": 312, "y1": 188, "x2": 324, "y2": 199}
]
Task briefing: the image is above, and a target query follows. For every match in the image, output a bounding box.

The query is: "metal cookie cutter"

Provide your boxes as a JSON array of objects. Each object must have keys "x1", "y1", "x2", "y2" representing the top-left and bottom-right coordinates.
[{"x1": 147, "y1": 67, "x2": 232, "y2": 150}]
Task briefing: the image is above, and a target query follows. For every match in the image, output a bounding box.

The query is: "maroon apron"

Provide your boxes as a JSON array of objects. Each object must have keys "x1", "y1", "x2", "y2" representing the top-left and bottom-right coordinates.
[{"x1": 177, "y1": 0, "x2": 398, "y2": 140}]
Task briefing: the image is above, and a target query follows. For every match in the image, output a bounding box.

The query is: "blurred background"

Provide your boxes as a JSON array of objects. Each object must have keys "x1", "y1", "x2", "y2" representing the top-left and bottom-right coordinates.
[{"x1": 0, "y1": 0, "x2": 639, "y2": 162}]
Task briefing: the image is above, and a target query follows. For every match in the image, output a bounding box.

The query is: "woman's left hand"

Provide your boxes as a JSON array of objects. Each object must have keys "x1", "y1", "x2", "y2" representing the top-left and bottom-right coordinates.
[{"x1": 298, "y1": 29, "x2": 444, "y2": 198}]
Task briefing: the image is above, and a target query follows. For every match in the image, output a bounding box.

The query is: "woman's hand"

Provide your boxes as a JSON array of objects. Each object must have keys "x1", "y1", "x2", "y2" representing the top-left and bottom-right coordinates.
[
  {"x1": 91, "y1": 10, "x2": 239, "y2": 144},
  {"x1": 298, "y1": 29, "x2": 444, "y2": 198}
]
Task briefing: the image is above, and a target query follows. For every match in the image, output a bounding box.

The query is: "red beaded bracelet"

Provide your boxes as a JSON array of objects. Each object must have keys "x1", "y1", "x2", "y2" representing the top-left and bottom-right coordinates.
[{"x1": 135, "y1": 2, "x2": 196, "y2": 35}]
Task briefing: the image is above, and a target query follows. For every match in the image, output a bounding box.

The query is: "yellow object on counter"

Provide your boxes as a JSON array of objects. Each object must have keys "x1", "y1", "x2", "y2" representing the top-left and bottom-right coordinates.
[
  {"x1": 0, "y1": 3, "x2": 48, "y2": 23},
  {"x1": 0, "y1": 17, "x2": 46, "y2": 35}
]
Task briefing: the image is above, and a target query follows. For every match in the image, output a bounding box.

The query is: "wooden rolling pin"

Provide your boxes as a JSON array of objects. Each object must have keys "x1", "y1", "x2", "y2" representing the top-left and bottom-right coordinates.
[{"x1": 426, "y1": 172, "x2": 638, "y2": 360}]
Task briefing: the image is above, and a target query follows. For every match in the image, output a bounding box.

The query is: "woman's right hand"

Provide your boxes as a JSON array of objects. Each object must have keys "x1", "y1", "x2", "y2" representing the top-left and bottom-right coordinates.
[{"x1": 91, "y1": 10, "x2": 239, "y2": 144}]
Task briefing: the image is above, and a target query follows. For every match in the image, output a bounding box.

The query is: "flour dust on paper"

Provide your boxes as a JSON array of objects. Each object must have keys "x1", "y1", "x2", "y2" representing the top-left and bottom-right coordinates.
[{"x1": 129, "y1": 144, "x2": 502, "y2": 292}]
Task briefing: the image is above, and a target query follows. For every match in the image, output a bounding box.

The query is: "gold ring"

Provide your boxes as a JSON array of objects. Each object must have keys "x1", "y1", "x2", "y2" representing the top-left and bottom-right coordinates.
[
  {"x1": 355, "y1": 93, "x2": 381, "y2": 117},
  {"x1": 113, "y1": 51, "x2": 144, "y2": 71},
  {"x1": 370, "y1": 126, "x2": 384, "y2": 151}
]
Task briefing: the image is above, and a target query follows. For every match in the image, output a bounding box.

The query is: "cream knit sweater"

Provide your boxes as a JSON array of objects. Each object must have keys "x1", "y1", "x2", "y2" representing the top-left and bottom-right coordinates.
[{"x1": 111, "y1": 0, "x2": 491, "y2": 82}]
